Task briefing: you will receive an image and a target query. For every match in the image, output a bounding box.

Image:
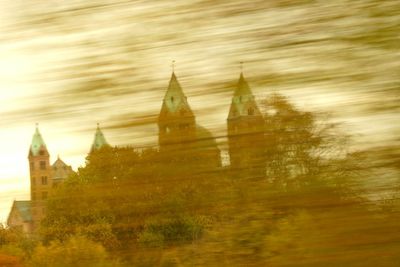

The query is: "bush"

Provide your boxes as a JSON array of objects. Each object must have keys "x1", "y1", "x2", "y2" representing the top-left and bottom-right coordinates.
[
  {"x1": 29, "y1": 235, "x2": 110, "y2": 267},
  {"x1": 140, "y1": 216, "x2": 204, "y2": 247}
]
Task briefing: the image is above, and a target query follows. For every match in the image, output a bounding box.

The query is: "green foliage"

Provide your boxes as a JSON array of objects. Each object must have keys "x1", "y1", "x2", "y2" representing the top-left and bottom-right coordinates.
[
  {"x1": 0, "y1": 226, "x2": 28, "y2": 248},
  {"x1": 139, "y1": 215, "x2": 204, "y2": 247},
  {"x1": 0, "y1": 225, "x2": 37, "y2": 262},
  {"x1": 138, "y1": 231, "x2": 165, "y2": 248},
  {"x1": 34, "y1": 93, "x2": 400, "y2": 266},
  {"x1": 29, "y1": 235, "x2": 111, "y2": 267},
  {"x1": 262, "y1": 94, "x2": 355, "y2": 195},
  {"x1": 78, "y1": 146, "x2": 141, "y2": 183}
]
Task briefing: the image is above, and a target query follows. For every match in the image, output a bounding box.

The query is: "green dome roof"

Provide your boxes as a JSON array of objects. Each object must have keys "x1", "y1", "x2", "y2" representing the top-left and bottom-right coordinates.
[
  {"x1": 159, "y1": 72, "x2": 194, "y2": 118},
  {"x1": 30, "y1": 126, "x2": 47, "y2": 156},
  {"x1": 228, "y1": 73, "x2": 262, "y2": 119},
  {"x1": 195, "y1": 124, "x2": 218, "y2": 150},
  {"x1": 91, "y1": 124, "x2": 109, "y2": 152}
]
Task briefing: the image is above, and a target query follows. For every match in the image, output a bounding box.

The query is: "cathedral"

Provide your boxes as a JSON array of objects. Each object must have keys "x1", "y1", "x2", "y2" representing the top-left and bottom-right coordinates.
[
  {"x1": 7, "y1": 71, "x2": 264, "y2": 233},
  {"x1": 7, "y1": 125, "x2": 108, "y2": 233}
]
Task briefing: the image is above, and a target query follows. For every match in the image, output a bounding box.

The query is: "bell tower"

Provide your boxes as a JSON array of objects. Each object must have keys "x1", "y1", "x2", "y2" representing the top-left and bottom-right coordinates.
[
  {"x1": 158, "y1": 71, "x2": 196, "y2": 151},
  {"x1": 28, "y1": 124, "x2": 52, "y2": 229},
  {"x1": 90, "y1": 123, "x2": 109, "y2": 153},
  {"x1": 227, "y1": 73, "x2": 265, "y2": 178}
]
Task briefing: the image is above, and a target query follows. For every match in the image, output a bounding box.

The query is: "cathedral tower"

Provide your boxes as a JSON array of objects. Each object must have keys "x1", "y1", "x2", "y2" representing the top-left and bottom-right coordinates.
[
  {"x1": 157, "y1": 71, "x2": 221, "y2": 169},
  {"x1": 8, "y1": 126, "x2": 73, "y2": 233},
  {"x1": 28, "y1": 125, "x2": 52, "y2": 228},
  {"x1": 227, "y1": 73, "x2": 265, "y2": 178},
  {"x1": 158, "y1": 72, "x2": 196, "y2": 151},
  {"x1": 90, "y1": 123, "x2": 109, "y2": 153}
]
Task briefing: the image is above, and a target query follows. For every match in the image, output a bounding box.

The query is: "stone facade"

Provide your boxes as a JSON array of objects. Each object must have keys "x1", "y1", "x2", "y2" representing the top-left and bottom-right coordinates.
[
  {"x1": 7, "y1": 126, "x2": 74, "y2": 233},
  {"x1": 158, "y1": 72, "x2": 221, "y2": 168},
  {"x1": 227, "y1": 73, "x2": 265, "y2": 179}
]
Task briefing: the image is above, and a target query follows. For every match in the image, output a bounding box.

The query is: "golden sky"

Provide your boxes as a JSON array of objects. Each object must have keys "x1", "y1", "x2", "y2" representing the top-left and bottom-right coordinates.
[{"x1": 0, "y1": 0, "x2": 399, "y2": 223}]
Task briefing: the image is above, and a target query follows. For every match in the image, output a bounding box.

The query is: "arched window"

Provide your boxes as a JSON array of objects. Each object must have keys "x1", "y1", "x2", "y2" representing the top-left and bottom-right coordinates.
[
  {"x1": 40, "y1": 161, "x2": 46, "y2": 170},
  {"x1": 171, "y1": 96, "x2": 174, "y2": 103},
  {"x1": 248, "y1": 107, "x2": 254, "y2": 115}
]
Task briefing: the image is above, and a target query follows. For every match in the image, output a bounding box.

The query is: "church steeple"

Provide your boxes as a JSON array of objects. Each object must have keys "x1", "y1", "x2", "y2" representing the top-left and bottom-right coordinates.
[
  {"x1": 158, "y1": 71, "x2": 196, "y2": 149},
  {"x1": 228, "y1": 73, "x2": 262, "y2": 120},
  {"x1": 29, "y1": 124, "x2": 48, "y2": 157},
  {"x1": 159, "y1": 72, "x2": 194, "y2": 118},
  {"x1": 28, "y1": 124, "x2": 52, "y2": 230},
  {"x1": 91, "y1": 123, "x2": 109, "y2": 152}
]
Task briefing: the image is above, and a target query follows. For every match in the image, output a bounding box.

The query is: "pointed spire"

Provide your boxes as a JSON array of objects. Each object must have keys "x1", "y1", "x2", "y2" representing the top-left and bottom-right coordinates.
[
  {"x1": 159, "y1": 70, "x2": 192, "y2": 115},
  {"x1": 53, "y1": 154, "x2": 64, "y2": 166},
  {"x1": 228, "y1": 72, "x2": 261, "y2": 119},
  {"x1": 91, "y1": 123, "x2": 109, "y2": 152},
  {"x1": 171, "y1": 60, "x2": 175, "y2": 73},
  {"x1": 29, "y1": 124, "x2": 48, "y2": 156},
  {"x1": 234, "y1": 72, "x2": 253, "y2": 97}
]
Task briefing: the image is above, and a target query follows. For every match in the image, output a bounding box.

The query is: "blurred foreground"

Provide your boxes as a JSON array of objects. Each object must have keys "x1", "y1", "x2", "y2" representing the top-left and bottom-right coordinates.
[
  {"x1": 2, "y1": 93, "x2": 400, "y2": 266},
  {"x1": 1, "y1": 0, "x2": 400, "y2": 266}
]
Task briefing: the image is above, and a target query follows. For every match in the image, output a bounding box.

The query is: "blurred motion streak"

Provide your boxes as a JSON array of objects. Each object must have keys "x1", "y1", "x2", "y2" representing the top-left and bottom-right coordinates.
[{"x1": 0, "y1": 0, "x2": 399, "y2": 266}]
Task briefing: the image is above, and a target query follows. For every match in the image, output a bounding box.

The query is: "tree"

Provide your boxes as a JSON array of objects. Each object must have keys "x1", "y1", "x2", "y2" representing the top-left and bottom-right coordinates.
[
  {"x1": 155, "y1": 94, "x2": 400, "y2": 266},
  {"x1": 29, "y1": 235, "x2": 113, "y2": 267},
  {"x1": 262, "y1": 94, "x2": 361, "y2": 197}
]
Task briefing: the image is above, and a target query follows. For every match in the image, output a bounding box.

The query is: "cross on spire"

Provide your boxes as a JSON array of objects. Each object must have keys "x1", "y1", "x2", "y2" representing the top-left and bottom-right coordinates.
[{"x1": 171, "y1": 60, "x2": 175, "y2": 73}]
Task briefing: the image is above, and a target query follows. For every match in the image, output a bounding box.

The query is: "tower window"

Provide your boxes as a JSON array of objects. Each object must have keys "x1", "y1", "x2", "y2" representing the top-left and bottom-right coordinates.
[
  {"x1": 39, "y1": 150, "x2": 44, "y2": 155},
  {"x1": 40, "y1": 161, "x2": 46, "y2": 170},
  {"x1": 41, "y1": 176, "x2": 48, "y2": 185},
  {"x1": 248, "y1": 107, "x2": 254, "y2": 115},
  {"x1": 171, "y1": 96, "x2": 174, "y2": 103}
]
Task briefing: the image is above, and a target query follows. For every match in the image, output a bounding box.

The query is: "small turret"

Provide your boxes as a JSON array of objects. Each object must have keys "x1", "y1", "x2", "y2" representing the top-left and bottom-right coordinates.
[
  {"x1": 90, "y1": 123, "x2": 109, "y2": 152},
  {"x1": 52, "y1": 155, "x2": 73, "y2": 186}
]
